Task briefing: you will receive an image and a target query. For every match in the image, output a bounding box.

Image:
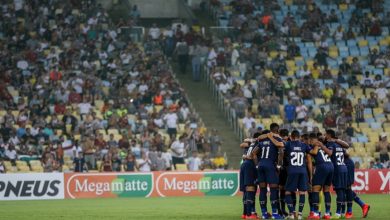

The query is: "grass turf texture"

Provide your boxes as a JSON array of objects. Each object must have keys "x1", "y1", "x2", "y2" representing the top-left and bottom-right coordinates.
[{"x1": 0, "y1": 194, "x2": 389, "y2": 220}]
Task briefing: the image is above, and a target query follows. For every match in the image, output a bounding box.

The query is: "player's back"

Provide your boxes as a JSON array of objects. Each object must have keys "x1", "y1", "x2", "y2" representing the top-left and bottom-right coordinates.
[
  {"x1": 256, "y1": 138, "x2": 279, "y2": 167},
  {"x1": 326, "y1": 141, "x2": 347, "y2": 173},
  {"x1": 314, "y1": 147, "x2": 334, "y2": 168},
  {"x1": 285, "y1": 140, "x2": 310, "y2": 173}
]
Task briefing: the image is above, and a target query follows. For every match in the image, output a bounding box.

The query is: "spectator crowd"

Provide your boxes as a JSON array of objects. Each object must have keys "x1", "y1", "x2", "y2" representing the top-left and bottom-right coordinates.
[
  {"x1": 0, "y1": 0, "x2": 228, "y2": 173},
  {"x1": 204, "y1": 0, "x2": 390, "y2": 169}
]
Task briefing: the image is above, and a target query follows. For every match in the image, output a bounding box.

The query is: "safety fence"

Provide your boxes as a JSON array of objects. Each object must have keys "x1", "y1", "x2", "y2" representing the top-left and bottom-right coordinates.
[
  {"x1": 0, "y1": 169, "x2": 388, "y2": 201},
  {"x1": 203, "y1": 63, "x2": 246, "y2": 142}
]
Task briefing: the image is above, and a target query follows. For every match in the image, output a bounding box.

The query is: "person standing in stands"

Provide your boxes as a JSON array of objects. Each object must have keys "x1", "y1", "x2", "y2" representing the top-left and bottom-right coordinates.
[{"x1": 175, "y1": 39, "x2": 189, "y2": 74}]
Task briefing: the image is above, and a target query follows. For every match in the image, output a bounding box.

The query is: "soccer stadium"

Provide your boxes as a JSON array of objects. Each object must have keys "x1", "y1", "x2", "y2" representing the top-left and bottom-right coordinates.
[{"x1": 0, "y1": 0, "x2": 390, "y2": 219}]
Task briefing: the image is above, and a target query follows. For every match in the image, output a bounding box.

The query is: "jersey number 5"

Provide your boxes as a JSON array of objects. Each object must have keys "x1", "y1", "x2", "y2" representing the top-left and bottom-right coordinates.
[{"x1": 291, "y1": 152, "x2": 304, "y2": 166}]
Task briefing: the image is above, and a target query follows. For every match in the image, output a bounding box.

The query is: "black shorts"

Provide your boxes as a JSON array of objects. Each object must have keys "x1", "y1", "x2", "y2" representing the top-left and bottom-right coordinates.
[{"x1": 279, "y1": 168, "x2": 288, "y2": 186}]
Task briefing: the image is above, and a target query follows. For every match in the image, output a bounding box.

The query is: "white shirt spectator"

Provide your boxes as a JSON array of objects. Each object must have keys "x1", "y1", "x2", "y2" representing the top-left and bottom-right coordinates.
[
  {"x1": 5, "y1": 148, "x2": 17, "y2": 160},
  {"x1": 88, "y1": 17, "x2": 98, "y2": 25},
  {"x1": 242, "y1": 116, "x2": 256, "y2": 129},
  {"x1": 138, "y1": 158, "x2": 151, "y2": 172},
  {"x1": 138, "y1": 83, "x2": 149, "y2": 94},
  {"x1": 78, "y1": 102, "x2": 92, "y2": 114},
  {"x1": 149, "y1": 27, "x2": 161, "y2": 40},
  {"x1": 161, "y1": 152, "x2": 172, "y2": 169},
  {"x1": 72, "y1": 145, "x2": 83, "y2": 159},
  {"x1": 231, "y1": 48, "x2": 240, "y2": 66},
  {"x1": 170, "y1": 140, "x2": 185, "y2": 158},
  {"x1": 164, "y1": 113, "x2": 178, "y2": 129},
  {"x1": 296, "y1": 105, "x2": 308, "y2": 120},
  {"x1": 375, "y1": 87, "x2": 388, "y2": 101},
  {"x1": 180, "y1": 106, "x2": 190, "y2": 121},
  {"x1": 14, "y1": 0, "x2": 24, "y2": 11},
  {"x1": 219, "y1": 82, "x2": 230, "y2": 94},
  {"x1": 187, "y1": 156, "x2": 202, "y2": 171},
  {"x1": 153, "y1": 118, "x2": 164, "y2": 128}
]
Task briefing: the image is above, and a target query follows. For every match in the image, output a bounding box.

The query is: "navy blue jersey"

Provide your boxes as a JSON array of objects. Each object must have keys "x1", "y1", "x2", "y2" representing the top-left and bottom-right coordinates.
[
  {"x1": 243, "y1": 142, "x2": 256, "y2": 157},
  {"x1": 314, "y1": 148, "x2": 333, "y2": 166},
  {"x1": 284, "y1": 140, "x2": 311, "y2": 173},
  {"x1": 256, "y1": 137, "x2": 282, "y2": 167},
  {"x1": 326, "y1": 141, "x2": 348, "y2": 173}
]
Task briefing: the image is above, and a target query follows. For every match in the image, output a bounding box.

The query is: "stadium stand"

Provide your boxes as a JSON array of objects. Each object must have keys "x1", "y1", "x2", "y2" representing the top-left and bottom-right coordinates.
[
  {"x1": 204, "y1": 0, "x2": 390, "y2": 169},
  {"x1": 0, "y1": 0, "x2": 228, "y2": 173}
]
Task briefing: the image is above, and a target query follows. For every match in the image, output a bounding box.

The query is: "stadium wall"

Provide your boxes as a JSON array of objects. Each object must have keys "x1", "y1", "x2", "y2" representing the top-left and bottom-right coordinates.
[{"x1": 0, "y1": 170, "x2": 389, "y2": 201}]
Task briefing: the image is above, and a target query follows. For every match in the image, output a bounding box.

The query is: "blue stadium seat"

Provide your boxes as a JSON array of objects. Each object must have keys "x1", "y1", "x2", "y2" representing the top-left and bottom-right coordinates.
[{"x1": 360, "y1": 47, "x2": 369, "y2": 56}]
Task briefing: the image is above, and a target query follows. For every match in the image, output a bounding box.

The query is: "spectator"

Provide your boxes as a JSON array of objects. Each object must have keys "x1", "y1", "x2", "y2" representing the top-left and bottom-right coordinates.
[
  {"x1": 295, "y1": 101, "x2": 308, "y2": 124},
  {"x1": 138, "y1": 152, "x2": 152, "y2": 172},
  {"x1": 100, "y1": 154, "x2": 112, "y2": 172},
  {"x1": 209, "y1": 129, "x2": 222, "y2": 157},
  {"x1": 213, "y1": 152, "x2": 227, "y2": 170},
  {"x1": 376, "y1": 133, "x2": 390, "y2": 163},
  {"x1": 370, "y1": 158, "x2": 384, "y2": 169},
  {"x1": 175, "y1": 39, "x2": 189, "y2": 74},
  {"x1": 170, "y1": 135, "x2": 187, "y2": 169},
  {"x1": 125, "y1": 153, "x2": 137, "y2": 172},
  {"x1": 355, "y1": 98, "x2": 365, "y2": 122},
  {"x1": 242, "y1": 112, "x2": 256, "y2": 130},
  {"x1": 187, "y1": 151, "x2": 202, "y2": 171},
  {"x1": 5, "y1": 145, "x2": 17, "y2": 166},
  {"x1": 164, "y1": 108, "x2": 178, "y2": 139},
  {"x1": 284, "y1": 99, "x2": 296, "y2": 123},
  {"x1": 0, "y1": 158, "x2": 6, "y2": 173}
]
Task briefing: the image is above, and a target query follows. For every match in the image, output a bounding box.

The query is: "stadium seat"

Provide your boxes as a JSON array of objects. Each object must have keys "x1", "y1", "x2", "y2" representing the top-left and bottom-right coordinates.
[{"x1": 175, "y1": 164, "x2": 188, "y2": 171}]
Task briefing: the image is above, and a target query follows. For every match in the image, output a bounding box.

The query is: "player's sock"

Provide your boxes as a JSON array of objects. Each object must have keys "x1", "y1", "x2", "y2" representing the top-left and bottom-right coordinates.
[
  {"x1": 324, "y1": 191, "x2": 331, "y2": 214},
  {"x1": 280, "y1": 189, "x2": 286, "y2": 214},
  {"x1": 335, "y1": 189, "x2": 345, "y2": 215},
  {"x1": 246, "y1": 191, "x2": 256, "y2": 216},
  {"x1": 285, "y1": 193, "x2": 294, "y2": 214},
  {"x1": 308, "y1": 192, "x2": 314, "y2": 212},
  {"x1": 312, "y1": 192, "x2": 319, "y2": 213},
  {"x1": 270, "y1": 187, "x2": 279, "y2": 214},
  {"x1": 341, "y1": 202, "x2": 346, "y2": 215},
  {"x1": 346, "y1": 188, "x2": 353, "y2": 213},
  {"x1": 352, "y1": 191, "x2": 365, "y2": 208},
  {"x1": 243, "y1": 191, "x2": 247, "y2": 215},
  {"x1": 260, "y1": 187, "x2": 268, "y2": 214},
  {"x1": 291, "y1": 192, "x2": 297, "y2": 209},
  {"x1": 298, "y1": 194, "x2": 305, "y2": 213}
]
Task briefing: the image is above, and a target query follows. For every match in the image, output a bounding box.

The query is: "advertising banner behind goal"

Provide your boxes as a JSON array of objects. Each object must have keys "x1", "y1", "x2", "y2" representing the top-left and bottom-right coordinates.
[
  {"x1": 0, "y1": 173, "x2": 64, "y2": 201},
  {"x1": 1, "y1": 169, "x2": 388, "y2": 200}
]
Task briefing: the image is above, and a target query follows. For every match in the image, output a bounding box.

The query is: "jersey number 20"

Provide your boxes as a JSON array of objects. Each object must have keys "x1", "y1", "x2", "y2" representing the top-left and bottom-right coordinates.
[{"x1": 291, "y1": 152, "x2": 304, "y2": 166}]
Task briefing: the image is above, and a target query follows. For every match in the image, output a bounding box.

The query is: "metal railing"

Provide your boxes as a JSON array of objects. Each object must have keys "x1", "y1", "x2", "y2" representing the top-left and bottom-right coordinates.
[
  {"x1": 119, "y1": 26, "x2": 145, "y2": 43},
  {"x1": 203, "y1": 64, "x2": 246, "y2": 141}
]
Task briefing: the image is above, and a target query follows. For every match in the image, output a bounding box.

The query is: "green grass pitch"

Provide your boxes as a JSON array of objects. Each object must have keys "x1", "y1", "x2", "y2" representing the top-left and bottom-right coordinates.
[{"x1": 0, "y1": 194, "x2": 389, "y2": 219}]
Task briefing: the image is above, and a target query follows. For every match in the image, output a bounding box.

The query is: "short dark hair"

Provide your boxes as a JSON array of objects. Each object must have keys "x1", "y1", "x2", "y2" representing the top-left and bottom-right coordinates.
[
  {"x1": 309, "y1": 133, "x2": 317, "y2": 139},
  {"x1": 301, "y1": 133, "x2": 309, "y2": 141},
  {"x1": 253, "y1": 132, "x2": 261, "y2": 139},
  {"x1": 291, "y1": 130, "x2": 300, "y2": 139},
  {"x1": 270, "y1": 123, "x2": 279, "y2": 132},
  {"x1": 261, "y1": 130, "x2": 270, "y2": 135},
  {"x1": 326, "y1": 129, "x2": 336, "y2": 138},
  {"x1": 279, "y1": 129, "x2": 289, "y2": 138}
]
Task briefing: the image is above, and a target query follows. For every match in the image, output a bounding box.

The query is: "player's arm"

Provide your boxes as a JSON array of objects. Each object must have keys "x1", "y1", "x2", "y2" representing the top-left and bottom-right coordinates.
[
  {"x1": 255, "y1": 134, "x2": 269, "y2": 141},
  {"x1": 277, "y1": 148, "x2": 284, "y2": 168},
  {"x1": 309, "y1": 141, "x2": 320, "y2": 155},
  {"x1": 251, "y1": 146, "x2": 259, "y2": 166},
  {"x1": 240, "y1": 142, "x2": 249, "y2": 148},
  {"x1": 267, "y1": 133, "x2": 284, "y2": 148},
  {"x1": 319, "y1": 142, "x2": 333, "y2": 156},
  {"x1": 306, "y1": 154, "x2": 313, "y2": 182},
  {"x1": 335, "y1": 139, "x2": 350, "y2": 149}
]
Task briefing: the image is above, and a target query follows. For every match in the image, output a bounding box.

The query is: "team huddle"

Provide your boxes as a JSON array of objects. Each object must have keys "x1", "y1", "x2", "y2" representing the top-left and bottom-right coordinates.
[{"x1": 239, "y1": 123, "x2": 370, "y2": 220}]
